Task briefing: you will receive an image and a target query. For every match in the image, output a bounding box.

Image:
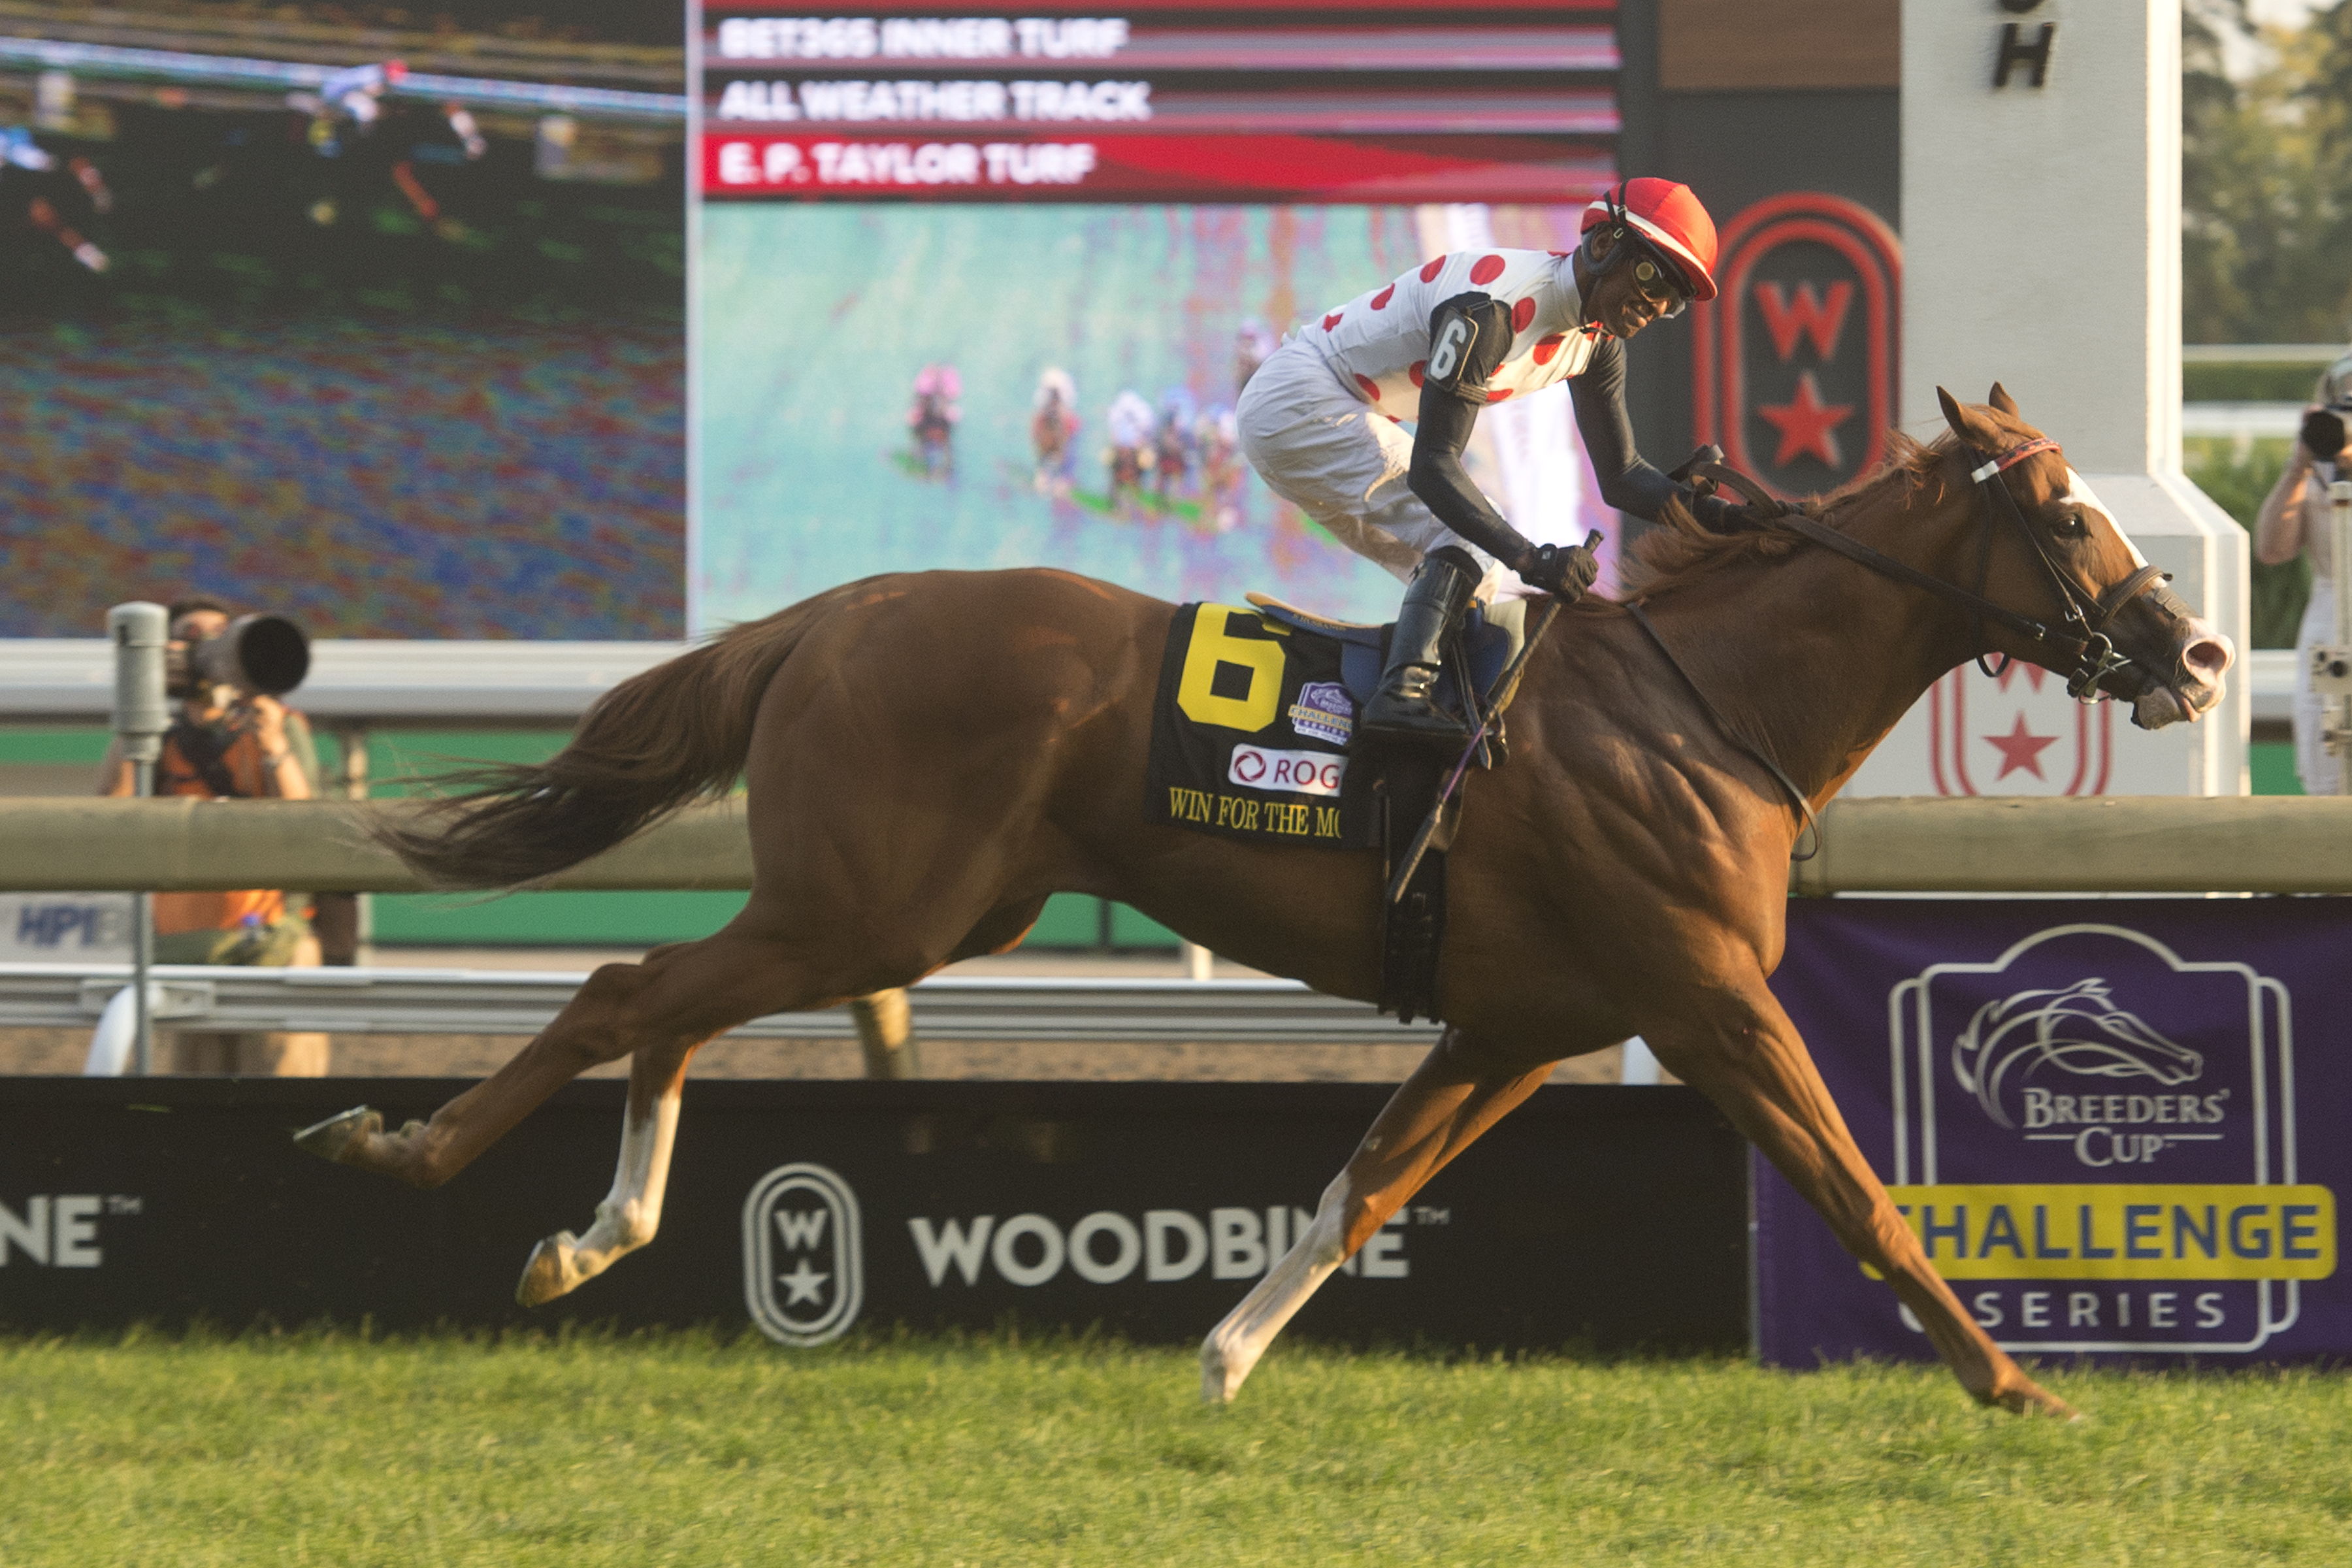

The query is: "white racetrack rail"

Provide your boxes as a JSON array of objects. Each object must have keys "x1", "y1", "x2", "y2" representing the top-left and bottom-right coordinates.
[{"x1": 0, "y1": 965, "x2": 1445, "y2": 1046}]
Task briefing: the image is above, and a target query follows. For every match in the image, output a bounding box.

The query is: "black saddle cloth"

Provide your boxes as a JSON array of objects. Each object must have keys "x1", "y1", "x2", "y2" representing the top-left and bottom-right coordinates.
[
  {"x1": 1143, "y1": 597, "x2": 1522, "y2": 851},
  {"x1": 1144, "y1": 596, "x2": 1533, "y2": 1026}
]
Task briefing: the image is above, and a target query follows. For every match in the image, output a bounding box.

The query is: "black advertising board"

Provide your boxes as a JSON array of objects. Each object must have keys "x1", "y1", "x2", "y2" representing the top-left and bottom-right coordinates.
[{"x1": 0, "y1": 1078, "x2": 1745, "y2": 1352}]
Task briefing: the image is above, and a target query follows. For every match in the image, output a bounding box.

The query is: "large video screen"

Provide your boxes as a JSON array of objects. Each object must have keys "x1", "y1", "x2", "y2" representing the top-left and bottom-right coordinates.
[
  {"x1": 0, "y1": 1, "x2": 686, "y2": 640},
  {"x1": 691, "y1": 0, "x2": 1622, "y2": 630}
]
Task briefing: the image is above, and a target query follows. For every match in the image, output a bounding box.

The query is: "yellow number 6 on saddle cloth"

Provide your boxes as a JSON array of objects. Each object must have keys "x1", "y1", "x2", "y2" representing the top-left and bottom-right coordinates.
[{"x1": 1173, "y1": 604, "x2": 1288, "y2": 732}]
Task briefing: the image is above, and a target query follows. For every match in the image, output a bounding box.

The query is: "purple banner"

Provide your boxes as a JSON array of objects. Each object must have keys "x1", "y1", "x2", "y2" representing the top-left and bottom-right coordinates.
[{"x1": 1761, "y1": 899, "x2": 2351, "y2": 1365}]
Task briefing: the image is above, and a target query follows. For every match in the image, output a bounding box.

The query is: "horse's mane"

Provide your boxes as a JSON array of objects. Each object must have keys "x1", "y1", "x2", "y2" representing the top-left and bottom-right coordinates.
[{"x1": 1620, "y1": 431, "x2": 1961, "y2": 601}]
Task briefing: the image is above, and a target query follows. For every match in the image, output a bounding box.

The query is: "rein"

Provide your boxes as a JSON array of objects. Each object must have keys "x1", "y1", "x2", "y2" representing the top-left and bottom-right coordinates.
[{"x1": 1686, "y1": 438, "x2": 2176, "y2": 703}]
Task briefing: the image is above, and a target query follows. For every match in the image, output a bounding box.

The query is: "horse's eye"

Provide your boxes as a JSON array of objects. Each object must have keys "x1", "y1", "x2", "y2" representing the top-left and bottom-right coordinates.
[{"x1": 2053, "y1": 512, "x2": 2089, "y2": 540}]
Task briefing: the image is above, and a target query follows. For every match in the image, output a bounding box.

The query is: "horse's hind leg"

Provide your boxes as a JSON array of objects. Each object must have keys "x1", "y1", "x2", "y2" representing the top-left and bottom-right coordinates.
[
  {"x1": 511, "y1": 985, "x2": 913, "y2": 1303},
  {"x1": 295, "y1": 925, "x2": 826, "y2": 1190},
  {"x1": 849, "y1": 989, "x2": 919, "y2": 1078},
  {"x1": 515, "y1": 1031, "x2": 692, "y2": 1306},
  {"x1": 1201, "y1": 1026, "x2": 1551, "y2": 1402}
]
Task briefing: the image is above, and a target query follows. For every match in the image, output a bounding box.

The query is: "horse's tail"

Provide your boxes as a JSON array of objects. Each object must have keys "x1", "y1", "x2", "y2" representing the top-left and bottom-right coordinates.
[{"x1": 371, "y1": 601, "x2": 826, "y2": 890}]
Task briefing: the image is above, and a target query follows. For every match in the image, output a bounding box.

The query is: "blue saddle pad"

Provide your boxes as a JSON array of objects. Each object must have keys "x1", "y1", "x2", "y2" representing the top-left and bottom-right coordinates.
[{"x1": 1251, "y1": 595, "x2": 1526, "y2": 720}]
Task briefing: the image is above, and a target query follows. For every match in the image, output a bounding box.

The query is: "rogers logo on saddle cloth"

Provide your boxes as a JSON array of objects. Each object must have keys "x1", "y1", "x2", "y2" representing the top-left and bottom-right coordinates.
[
  {"x1": 1144, "y1": 602, "x2": 1378, "y2": 850},
  {"x1": 1228, "y1": 744, "x2": 1345, "y2": 798}
]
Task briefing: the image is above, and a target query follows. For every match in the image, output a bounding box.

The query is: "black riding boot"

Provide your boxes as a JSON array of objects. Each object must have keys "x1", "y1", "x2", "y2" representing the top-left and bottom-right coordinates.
[{"x1": 1359, "y1": 547, "x2": 1480, "y2": 750}]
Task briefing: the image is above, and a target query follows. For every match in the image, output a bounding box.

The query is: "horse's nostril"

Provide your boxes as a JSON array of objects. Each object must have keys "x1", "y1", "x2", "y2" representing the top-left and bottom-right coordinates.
[{"x1": 2184, "y1": 636, "x2": 2232, "y2": 676}]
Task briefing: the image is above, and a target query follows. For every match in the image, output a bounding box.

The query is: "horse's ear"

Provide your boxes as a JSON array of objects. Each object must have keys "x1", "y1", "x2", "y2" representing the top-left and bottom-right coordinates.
[
  {"x1": 1936, "y1": 386, "x2": 1971, "y2": 436},
  {"x1": 1988, "y1": 382, "x2": 2021, "y2": 417},
  {"x1": 1937, "y1": 385, "x2": 2002, "y2": 449}
]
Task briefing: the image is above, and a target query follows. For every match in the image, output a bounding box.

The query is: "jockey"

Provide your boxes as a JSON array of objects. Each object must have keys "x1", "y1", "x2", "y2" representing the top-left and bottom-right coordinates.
[{"x1": 1237, "y1": 178, "x2": 1741, "y2": 749}]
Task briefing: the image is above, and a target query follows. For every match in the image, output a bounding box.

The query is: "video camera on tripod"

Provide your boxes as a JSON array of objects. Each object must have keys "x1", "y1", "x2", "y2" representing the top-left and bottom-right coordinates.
[{"x1": 165, "y1": 613, "x2": 310, "y2": 700}]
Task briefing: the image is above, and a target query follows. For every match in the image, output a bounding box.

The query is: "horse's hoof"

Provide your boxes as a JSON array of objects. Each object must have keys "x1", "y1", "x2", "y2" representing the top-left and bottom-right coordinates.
[
  {"x1": 293, "y1": 1106, "x2": 380, "y2": 1164},
  {"x1": 516, "y1": 1232, "x2": 581, "y2": 1308},
  {"x1": 1199, "y1": 1339, "x2": 1247, "y2": 1405},
  {"x1": 1995, "y1": 1380, "x2": 2080, "y2": 1420}
]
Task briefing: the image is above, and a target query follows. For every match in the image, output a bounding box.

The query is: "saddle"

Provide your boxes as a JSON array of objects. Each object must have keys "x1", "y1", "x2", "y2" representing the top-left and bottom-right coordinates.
[
  {"x1": 1245, "y1": 591, "x2": 1526, "y2": 770},
  {"x1": 1146, "y1": 593, "x2": 1537, "y2": 1027}
]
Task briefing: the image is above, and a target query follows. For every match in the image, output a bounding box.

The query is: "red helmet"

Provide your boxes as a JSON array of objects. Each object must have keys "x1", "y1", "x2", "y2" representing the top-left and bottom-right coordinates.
[{"x1": 1580, "y1": 178, "x2": 1719, "y2": 302}]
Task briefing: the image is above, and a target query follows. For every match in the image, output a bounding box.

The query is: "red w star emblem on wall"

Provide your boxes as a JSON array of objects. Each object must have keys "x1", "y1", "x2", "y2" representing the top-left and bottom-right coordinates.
[
  {"x1": 1693, "y1": 192, "x2": 1900, "y2": 500},
  {"x1": 1756, "y1": 370, "x2": 1852, "y2": 468},
  {"x1": 1925, "y1": 659, "x2": 2114, "y2": 796}
]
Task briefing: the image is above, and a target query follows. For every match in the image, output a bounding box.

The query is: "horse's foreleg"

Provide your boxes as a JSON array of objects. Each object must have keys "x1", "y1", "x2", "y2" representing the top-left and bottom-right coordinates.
[
  {"x1": 1201, "y1": 1027, "x2": 1550, "y2": 1402},
  {"x1": 515, "y1": 1039, "x2": 691, "y2": 1306},
  {"x1": 1646, "y1": 987, "x2": 2076, "y2": 1419}
]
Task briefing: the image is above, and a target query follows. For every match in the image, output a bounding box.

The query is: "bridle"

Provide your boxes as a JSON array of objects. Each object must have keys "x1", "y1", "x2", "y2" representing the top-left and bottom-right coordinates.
[{"x1": 1686, "y1": 437, "x2": 2185, "y2": 704}]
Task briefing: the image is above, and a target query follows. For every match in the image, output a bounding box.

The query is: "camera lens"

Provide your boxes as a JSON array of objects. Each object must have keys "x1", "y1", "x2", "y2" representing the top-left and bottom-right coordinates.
[
  {"x1": 2302, "y1": 408, "x2": 2347, "y2": 461},
  {"x1": 229, "y1": 614, "x2": 310, "y2": 695},
  {"x1": 191, "y1": 613, "x2": 310, "y2": 696}
]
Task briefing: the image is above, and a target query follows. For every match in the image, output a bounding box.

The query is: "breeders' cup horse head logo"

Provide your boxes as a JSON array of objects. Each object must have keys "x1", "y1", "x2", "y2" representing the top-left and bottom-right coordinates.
[{"x1": 1951, "y1": 979, "x2": 2203, "y2": 1129}]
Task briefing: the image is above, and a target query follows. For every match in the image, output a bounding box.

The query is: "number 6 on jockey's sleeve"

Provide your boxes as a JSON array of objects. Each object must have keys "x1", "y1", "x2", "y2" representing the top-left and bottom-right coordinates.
[{"x1": 1423, "y1": 294, "x2": 1513, "y2": 401}]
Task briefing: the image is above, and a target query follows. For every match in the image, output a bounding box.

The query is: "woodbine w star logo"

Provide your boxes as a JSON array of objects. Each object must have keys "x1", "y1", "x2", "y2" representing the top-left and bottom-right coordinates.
[
  {"x1": 741, "y1": 1161, "x2": 1417, "y2": 1348},
  {"x1": 1887, "y1": 924, "x2": 2333, "y2": 1354}
]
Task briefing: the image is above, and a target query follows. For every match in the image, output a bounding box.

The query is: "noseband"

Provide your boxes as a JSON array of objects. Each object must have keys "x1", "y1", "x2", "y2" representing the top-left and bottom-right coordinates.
[{"x1": 1689, "y1": 438, "x2": 2185, "y2": 703}]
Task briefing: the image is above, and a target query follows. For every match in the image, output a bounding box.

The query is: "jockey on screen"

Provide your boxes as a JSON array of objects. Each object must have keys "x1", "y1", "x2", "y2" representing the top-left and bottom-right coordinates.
[{"x1": 1237, "y1": 178, "x2": 1753, "y2": 749}]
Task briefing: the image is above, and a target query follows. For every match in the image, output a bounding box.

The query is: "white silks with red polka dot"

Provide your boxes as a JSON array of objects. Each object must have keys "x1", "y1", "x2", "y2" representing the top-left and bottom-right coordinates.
[
  {"x1": 1234, "y1": 248, "x2": 1604, "y2": 592},
  {"x1": 1313, "y1": 248, "x2": 1601, "y2": 421}
]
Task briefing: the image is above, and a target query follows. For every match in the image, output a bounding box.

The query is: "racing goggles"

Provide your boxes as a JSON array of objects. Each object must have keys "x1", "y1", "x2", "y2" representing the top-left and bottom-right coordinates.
[{"x1": 1625, "y1": 246, "x2": 1691, "y2": 318}]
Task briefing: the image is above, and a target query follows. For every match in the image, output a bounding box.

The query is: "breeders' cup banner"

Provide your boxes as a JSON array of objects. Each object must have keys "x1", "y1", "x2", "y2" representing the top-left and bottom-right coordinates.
[
  {"x1": 0, "y1": 1080, "x2": 1744, "y2": 1352},
  {"x1": 1759, "y1": 900, "x2": 2349, "y2": 1364}
]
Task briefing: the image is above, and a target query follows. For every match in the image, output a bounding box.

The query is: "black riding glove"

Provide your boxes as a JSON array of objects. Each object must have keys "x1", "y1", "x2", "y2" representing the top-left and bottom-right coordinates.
[{"x1": 1516, "y1": 540, "x2": 1599, "y2": 602}]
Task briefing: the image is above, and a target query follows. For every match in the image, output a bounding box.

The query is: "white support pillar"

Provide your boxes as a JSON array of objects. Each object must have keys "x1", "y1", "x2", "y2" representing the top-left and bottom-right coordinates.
[{"x1": 1849, "y1": 0, "x2": 2249, "y2": 798}]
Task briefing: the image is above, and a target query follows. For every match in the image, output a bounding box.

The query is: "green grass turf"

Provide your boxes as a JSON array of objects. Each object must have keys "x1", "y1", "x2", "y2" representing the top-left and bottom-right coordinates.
[{"x1": 1, "y1": 1331, "x2": 2345, "y2": 1566}]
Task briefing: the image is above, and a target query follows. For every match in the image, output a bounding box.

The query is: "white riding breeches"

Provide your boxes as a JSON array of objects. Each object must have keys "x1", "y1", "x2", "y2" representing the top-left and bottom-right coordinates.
[{"x1": 1238, "y1": 339, "x2": 1508, "y2": 591}]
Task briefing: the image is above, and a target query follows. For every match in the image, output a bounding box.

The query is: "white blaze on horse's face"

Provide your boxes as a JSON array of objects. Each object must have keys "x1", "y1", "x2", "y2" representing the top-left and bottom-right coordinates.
[
  {"x1": 2061, "y1": 467, "x2": 2148, "y2": 568},
  {"x1": 2059, "y1": 466, "x2": 2235, "y2": 726}
]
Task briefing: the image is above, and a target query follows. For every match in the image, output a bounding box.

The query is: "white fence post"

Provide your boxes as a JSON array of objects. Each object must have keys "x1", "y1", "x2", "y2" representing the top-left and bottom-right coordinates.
[{"x1": 106, "y1": 603, "x2": 169, "y2": 1075}]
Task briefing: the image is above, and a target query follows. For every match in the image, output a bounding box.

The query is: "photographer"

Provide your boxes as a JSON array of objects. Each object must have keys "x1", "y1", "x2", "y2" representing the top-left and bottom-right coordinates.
[
  {"x1": 2255, "y1": 348, "x2": 2352, "y2": 795},
  {"x1": 95, "y1": 595, "x2": 330, "y2": 1075}
]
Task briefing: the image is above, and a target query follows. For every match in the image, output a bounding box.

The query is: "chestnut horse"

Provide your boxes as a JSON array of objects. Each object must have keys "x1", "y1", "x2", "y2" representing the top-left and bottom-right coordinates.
[{"x1": 298, "y1": 387, "x2": 2230, "y2": 1417}]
